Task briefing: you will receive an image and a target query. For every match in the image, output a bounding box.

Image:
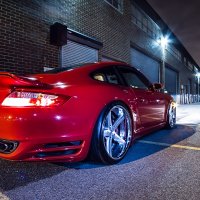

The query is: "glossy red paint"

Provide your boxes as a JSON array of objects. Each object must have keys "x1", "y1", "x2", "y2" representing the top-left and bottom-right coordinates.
[{"x1": 0, "y1": 62, "x2": 175, "y2": 163}]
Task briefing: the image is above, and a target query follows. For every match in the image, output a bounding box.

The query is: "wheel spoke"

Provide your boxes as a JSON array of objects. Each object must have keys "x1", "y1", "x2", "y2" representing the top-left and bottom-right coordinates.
[
  {"x1": 105, "y1": 133, "x2": 112, "y2": 156},
  {"x1": 107, "y1": 111, "x2": 112, "y2": 129},
  {"x1": 113, "y1": 132, "x2": 126, "y2": 145},
  {"x1": 112, "y1": 115, "x2": 124, "y2": 132}
]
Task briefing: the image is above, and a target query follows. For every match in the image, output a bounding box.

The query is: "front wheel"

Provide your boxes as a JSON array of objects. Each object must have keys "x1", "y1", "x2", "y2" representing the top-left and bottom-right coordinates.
[
  {"x1": 166, "y1": 102, "x2": 176, "y2": 129},
  {"x1": 90, "y1": 102, "x2": 133, "y2": 164}
]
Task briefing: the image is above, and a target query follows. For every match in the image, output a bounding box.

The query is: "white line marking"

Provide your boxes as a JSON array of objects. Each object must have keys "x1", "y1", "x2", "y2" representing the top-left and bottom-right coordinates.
[{"x1": 137, "y1": 140, "x2": 200, "y2": 151}]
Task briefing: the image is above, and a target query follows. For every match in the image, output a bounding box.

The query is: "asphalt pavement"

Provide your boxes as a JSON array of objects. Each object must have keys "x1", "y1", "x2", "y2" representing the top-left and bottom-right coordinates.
[{"x1": 0, "y1": 103, "x2": 200, "y2": 200}]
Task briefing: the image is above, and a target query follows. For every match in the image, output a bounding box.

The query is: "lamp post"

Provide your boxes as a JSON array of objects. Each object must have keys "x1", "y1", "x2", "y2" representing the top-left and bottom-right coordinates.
[{"x1": 158, "y1": 36, "x2": 169, "y2": 92}]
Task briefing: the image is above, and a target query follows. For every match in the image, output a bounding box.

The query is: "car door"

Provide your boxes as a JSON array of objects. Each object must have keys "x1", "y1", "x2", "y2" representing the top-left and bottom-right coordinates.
[{"x1": 117, "y1": 66, "x2": 166, "y2": 128}]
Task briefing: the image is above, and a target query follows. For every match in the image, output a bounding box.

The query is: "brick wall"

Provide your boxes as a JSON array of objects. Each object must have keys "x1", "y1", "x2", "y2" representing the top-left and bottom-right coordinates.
[
  {"x1": 0, "y1": 0, "x2": 133, "y2": 74},
  {"x1": 0, "y1": 0, "x2": 59, "y2": 74}
]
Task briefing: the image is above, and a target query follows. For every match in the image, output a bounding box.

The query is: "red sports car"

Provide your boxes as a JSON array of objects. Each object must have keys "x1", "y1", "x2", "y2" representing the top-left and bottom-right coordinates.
[{"x1": 0, "y1": 62, "x2": 176, "y2": 164}]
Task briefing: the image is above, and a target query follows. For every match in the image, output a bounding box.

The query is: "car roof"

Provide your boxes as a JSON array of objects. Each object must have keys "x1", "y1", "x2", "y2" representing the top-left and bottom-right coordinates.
[
  {"x1": 33, "y1": 62, "x2": 152, "y2": 86},
  {"x1": 42, "y1": 62, "x2": 129, "y2": 74}
]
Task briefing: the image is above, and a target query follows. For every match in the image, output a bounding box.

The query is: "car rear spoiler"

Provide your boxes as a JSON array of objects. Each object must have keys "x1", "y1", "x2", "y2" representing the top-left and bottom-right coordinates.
[{"x1": 0, "y1": 72, "x2": 52, "y2": 89}]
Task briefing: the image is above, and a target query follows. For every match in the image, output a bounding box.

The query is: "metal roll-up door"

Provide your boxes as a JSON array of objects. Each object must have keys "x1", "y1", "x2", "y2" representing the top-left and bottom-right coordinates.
[
  {"x1": 102, "y1": 56, "x2": 115, "y2": 62},
  {"x1": 131, "y1": 48, "x2": 159, "y2": 83},
  {"x1": 61, "y1": 41, "x2": 98, "y2": 67},
  {"x1": 165, "y1": 67, "x2": 177, "y2": 95}
]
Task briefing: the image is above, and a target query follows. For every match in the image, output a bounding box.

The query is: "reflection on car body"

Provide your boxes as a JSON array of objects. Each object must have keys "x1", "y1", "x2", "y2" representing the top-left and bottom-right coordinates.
[{"x1": 0, "y1": 62, "x2": 176, "y2": 164}]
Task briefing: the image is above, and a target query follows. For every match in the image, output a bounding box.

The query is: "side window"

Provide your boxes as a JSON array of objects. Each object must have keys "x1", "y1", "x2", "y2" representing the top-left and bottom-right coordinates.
[
  {"x1": 106, "y1": 72, "x2": 119, "y2": 84},
  {"x1": 119, "y1": 67, "x2": 148, "y2": 89},
  {"x1": 92, "y1": 67, "x2": 120, "y2": 85},
  {"x1": 93, "y1": 73, "x2": 106, "y2": 82}
]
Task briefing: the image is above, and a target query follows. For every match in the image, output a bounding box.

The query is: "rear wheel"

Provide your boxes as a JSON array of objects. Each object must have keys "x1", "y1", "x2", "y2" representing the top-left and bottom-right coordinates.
[
  {"x1": 90, "y1": 102, "x2": 132, "y2": 164},
  {"x1": 166, "y1": 102, "x2": 176, "y2": 129}
]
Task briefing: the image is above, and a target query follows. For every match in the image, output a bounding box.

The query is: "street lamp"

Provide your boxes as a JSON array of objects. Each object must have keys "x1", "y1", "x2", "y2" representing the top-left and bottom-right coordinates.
[
  {"x1": 195, "y1": 72, "x2": 200, "y2": 102},
  {"x1": 160, "y1": 36, "x2": 169, "y2": 50},
  {"x1": 157, "y1": 36, "x2": 169, "y2": 91}
]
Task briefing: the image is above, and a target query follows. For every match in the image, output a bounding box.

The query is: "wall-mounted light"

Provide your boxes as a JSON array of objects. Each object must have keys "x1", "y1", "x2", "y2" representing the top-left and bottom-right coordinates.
[
  {"x1": 195, "y1": 72, "x2": 200, "y2": 78},
  {"x1": 157, "y1": 36, "x2": 169, "y2": 50}
]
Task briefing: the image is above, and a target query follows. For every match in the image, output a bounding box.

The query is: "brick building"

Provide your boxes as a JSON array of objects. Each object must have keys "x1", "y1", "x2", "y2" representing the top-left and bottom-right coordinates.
[{"x1": 0, "y1": 0, "x2": 199, "y2": 103}]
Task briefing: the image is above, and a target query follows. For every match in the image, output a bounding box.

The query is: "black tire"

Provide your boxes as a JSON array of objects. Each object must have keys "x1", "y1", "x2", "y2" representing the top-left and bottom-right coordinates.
[
  {"x1": 165, "y1": 102, "x2": 176, "y2": 129},
  {"x1": 90, "y1": 102, "x2": 132, "y2": 164}
]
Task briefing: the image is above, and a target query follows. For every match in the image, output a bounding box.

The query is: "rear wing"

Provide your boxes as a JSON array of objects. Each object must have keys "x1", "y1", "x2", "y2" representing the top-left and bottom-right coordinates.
[{"x1": 0, "y1": 72, "x2": 51, "y2": 89}]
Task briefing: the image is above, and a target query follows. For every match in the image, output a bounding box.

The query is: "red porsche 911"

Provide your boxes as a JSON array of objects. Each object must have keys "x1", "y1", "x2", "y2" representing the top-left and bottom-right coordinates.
[{"x1": 0, "y1": 62, "x2": 176, "y2": 164}]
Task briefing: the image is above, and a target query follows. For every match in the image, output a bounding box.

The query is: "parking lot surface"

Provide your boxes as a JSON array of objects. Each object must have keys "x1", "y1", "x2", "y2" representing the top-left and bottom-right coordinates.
[{"x1": 0, "y1": 103, "x2": 200, "y2": 200}]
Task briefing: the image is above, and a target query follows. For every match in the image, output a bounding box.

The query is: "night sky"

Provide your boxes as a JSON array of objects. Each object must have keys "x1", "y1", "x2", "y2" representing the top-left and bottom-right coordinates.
[{"x1": 146, "y1": 0, "x2": 200, "y2": 66}]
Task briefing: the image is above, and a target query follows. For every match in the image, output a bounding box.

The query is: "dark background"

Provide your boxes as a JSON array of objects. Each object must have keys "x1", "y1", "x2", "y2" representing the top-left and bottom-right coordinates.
[{"x1": 147, "y1": 0, "x2": 200, "y2": 66}]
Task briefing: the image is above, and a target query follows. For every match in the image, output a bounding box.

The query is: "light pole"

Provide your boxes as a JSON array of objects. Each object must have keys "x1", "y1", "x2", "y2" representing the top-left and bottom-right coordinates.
[{"x1": 158, "y1": 36, "x2": 169, "y2": 92}]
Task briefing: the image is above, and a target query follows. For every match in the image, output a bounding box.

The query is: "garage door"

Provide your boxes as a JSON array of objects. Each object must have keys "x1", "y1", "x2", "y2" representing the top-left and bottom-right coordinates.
[
  {"x1": 131, "y1": 48, "x2": 159, "y2": 83},
  {"x1": 165, "y1": 67, "x2": 177, "y2": 95},
  {"x1": 61, "y1": 41, "x2": 98, "y2": 67},
  {"x1": 102, "y1": 56, "x2": 116, "y2": 62}
]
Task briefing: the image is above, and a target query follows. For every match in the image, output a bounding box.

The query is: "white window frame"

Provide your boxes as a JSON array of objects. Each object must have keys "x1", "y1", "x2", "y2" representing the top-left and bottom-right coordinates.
[{"x1": 104, "y1": 0, "x2": 123, "y2": 13}]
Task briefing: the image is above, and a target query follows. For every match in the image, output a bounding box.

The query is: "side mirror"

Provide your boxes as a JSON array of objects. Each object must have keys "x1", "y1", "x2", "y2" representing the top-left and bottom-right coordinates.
[
  {"x1": 154, "y1": 83, "x2": 163, "y2": 90},
  {"x1": 149, "y1": 83, "x2": 163, "y2": 91}
]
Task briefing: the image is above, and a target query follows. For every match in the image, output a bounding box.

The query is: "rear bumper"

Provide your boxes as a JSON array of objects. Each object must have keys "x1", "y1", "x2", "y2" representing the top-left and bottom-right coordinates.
[
  {"x1": 0, "y1": 104, "x2": 96, "y2": 162},
  {"x1": 0, "y1": 136, "x2": 90, "y2": 162}
]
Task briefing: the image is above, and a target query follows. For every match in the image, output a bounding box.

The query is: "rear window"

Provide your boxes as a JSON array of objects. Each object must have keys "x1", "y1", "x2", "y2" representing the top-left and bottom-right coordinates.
[{"x1": 42, "y1": 63, "x2": 92, "y2": 74}]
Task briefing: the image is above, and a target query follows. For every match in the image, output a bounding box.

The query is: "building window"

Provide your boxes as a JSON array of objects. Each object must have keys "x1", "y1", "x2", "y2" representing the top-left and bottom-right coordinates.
[
  {"x1": 167, "y1": 45, "x2": 182, "y2": 62},
  {"x1": 104, "y1": 0, "x2": 123, "y2": 13},
  {"x1": 132, "y1": 4, "x2": 184, "y2": 63},
  {"x1": 184, "y1": 57, "x2": 196, "y2": 71},
  {"x1": 131, "y1": 4, "x2": 161, "y2": 40},
  {"x1": 187, "y1": 61, "x2": 194, "y2": 71},
  {"x1": 184, "y1": 57, "x2": 187, "y2": 66},
  {"x1": 194, "y1": 66, "x2": 198, "y2": 73}
]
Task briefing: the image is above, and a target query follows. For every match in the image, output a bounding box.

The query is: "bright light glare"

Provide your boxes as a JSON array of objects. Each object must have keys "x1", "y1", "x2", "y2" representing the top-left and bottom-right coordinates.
[
  {"x1": 53, "y1": 82, "x2": 67, "y2": 89},
  {"x1": 172, "y1": 101, "x2": 177, "y2": 108},
  {"x1": 158, "y1": 36, "x2": 169, "y2": 49},
  {"x1": 55, "y1": 115, "x2": 62, "y2": 120},
  {"x1": 2, "y1": 98, "x2": 34, "y2": 107},
  {"x1": 195, "y1": 72, "x2": 200, "y2": 78}
]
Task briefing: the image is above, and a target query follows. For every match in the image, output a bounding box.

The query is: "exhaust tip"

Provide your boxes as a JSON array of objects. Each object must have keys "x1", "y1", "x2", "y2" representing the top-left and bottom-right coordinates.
[{"x1": 0, "y1": 140, "x2": 18, "y2": 154}]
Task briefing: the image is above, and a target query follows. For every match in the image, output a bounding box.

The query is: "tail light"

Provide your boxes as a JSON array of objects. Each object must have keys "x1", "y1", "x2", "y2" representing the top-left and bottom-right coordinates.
[{"x1": 1, "y1": 91, "x2": 69, "y2": 107}]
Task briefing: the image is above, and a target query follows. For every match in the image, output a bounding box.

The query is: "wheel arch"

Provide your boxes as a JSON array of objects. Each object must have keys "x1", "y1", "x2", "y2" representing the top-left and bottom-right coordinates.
[
  {"x1": 89, "y1": 99, "x2": 134, "y2": 164},
  {"x1": 95, "y1": 99, "x2": 134, "y2": 136}
]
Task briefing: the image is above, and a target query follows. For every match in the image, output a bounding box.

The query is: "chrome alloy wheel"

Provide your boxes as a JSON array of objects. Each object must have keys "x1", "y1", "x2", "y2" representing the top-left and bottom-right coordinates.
[
  {"x1": 101, "y1": 105, "x2": 132, "y2": 160},
  {"x1": 167, "y1": 103, "x2": 176, "y2": 128}
]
